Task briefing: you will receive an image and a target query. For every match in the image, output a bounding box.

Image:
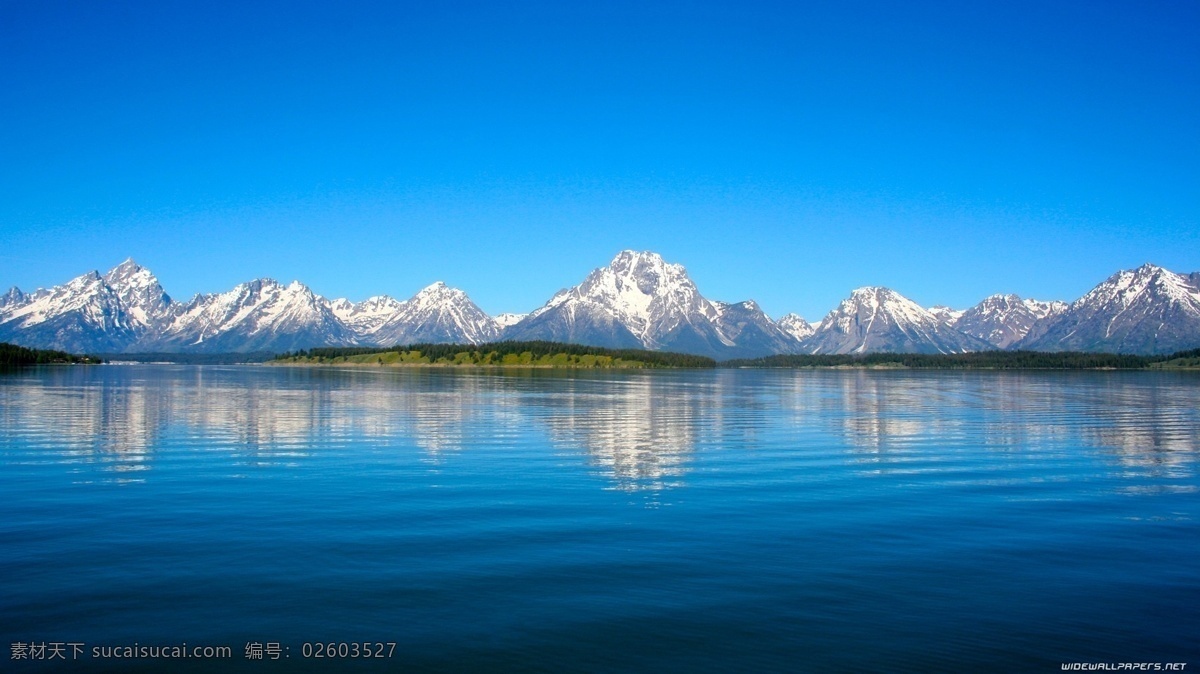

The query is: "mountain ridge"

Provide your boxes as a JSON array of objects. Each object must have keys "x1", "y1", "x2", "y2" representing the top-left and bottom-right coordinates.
[{"x1": 1, "y1": 255, "x2": 1196, "y2": 357}]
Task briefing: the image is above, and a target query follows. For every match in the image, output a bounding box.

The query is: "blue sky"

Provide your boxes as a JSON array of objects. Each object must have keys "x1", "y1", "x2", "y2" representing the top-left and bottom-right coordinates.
[{"x1": 2, "y1": 1, "x2": 1197, "y2": 320}]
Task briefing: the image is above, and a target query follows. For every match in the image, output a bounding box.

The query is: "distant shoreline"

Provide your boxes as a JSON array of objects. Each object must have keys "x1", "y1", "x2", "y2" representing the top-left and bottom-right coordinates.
[{"x1": 6, "y1": 341, "x2": 1199, "y2": 371}]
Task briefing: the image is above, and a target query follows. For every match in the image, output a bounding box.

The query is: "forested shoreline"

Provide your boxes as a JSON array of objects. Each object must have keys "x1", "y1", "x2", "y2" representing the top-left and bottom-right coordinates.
[
  {"x1": 6, "y1": 340, "x2": 1198, "y2": 370},
  {"x1": 0, "y1": 343, "x2": 104, "y2": 366},
  {"x1": 273, "y1": 341, "x2": 718, "y2": 368}
]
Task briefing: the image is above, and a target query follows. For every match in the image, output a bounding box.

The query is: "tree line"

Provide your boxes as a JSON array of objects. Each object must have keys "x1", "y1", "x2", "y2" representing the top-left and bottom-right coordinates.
[
  {"x1": 275, "y1": 341, "x2": 717, "y2": 368},
  {"x1": 0, "y1": 343, "x2": 104, "y2": 366}
]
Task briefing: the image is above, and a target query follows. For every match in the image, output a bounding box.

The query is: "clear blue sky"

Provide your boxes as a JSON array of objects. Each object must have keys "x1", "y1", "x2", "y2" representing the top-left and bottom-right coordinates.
[{"x1": 2, "y1": 1, "x2": 1197, "y2": 320}]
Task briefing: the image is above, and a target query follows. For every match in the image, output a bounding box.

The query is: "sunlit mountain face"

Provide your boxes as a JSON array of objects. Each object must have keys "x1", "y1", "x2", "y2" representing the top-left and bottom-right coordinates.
[{"x1": 2, "y1": 257, "x2": 1198, "y2": 356}]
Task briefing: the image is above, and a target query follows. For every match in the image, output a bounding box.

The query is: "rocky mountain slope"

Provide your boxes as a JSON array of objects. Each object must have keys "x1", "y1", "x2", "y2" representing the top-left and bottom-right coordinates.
[
  {"x1": 0, "y1": 260, "x2": 170, "y2": 352},
  {"x1": 953, "y1": 294, "x2": 1067, "y2": 349},
  {"x1": 2, "y1": 257, "x2": 1196, "y2": 357},
  {"x1": 0, "y1": 261, "x2": 503, "y2": 353},
  {"x1": 1018, "y1": 264, "x2": 1200, "y2": 354},
  {"x1": 776, "y1": 313, "x2": 816, "y2": 342},
  {"x1": 370, "y1": 282, "x2": 500, "y2": 346},
  {"x1": 502, "y1": 251, "x2": 800, "y2": 359},
  {"x1": 801, "y1": 287, "x2": 993, "y2": 355}
]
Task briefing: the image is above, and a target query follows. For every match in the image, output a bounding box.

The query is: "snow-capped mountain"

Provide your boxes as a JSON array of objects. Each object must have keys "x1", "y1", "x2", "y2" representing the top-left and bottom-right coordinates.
[
  {"x1": 802, "y1": 287, "x2": 993, "y2": 354},
  {"x1": 0, "y1": 261, "x2": 167, "y2": 352},
  {"x1": 1018, "y1": 264, "x2": 1200, "y2": 354},
  {"x1": 503, "y1": 251, "x2": 796, "y2": 359},
  {"x1": 712, "y1": 300, "x2": 805, "y2": 357},
  {"x1": 0, "y1": 260, "x2": 505, "y2": 353},
  {"x1": 928, "y1": 305, "x2": 965, "y2": 325},
  {"x1": 103, "y1": 259, "x2": 175, "y2": 329},
  {"x1": 0, "y1": 287, "x2": 28, "y2": 312},
  {"x1": 370, "y1": 282, "x2": 500, "y2": 346},
  {"x1": 494, "y1": 312, "x2": 527, "y2": 328},
  {"x1": 145, "y1": 278, "x2": 358, "y2": 353},
  {"x1": 329, "y1": 295, "x2": 406, "y2": 338},
  {"x1": 776, "y1": 313, "x2": 816, "y2": 342},
  {"x1": 3, "y1": 256, "x2": 1197, "y2": 357},
  {"x1": 953, "y1": 294, "x2": 1068, "y2": 349}
]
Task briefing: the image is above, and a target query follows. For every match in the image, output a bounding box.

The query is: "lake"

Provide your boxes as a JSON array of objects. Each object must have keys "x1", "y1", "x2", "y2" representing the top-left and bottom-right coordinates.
[{"x1": 2, "y1": 365, "x2": 1198, "y2": 671}]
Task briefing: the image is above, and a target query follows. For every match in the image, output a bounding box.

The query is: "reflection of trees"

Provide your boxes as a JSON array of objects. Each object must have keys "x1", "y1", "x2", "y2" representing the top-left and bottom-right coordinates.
[
  {"x1": 1072, "y1": 376, "x2": 1199, "y2": 477},
  {"x1": 532, "y1": 373, "x2": 708, "y2": 491},
  {"x1": 1, "y1": 367, "x2": 714, "y2": 491},
  {"x1": 3, "y1": 372, "x2": 165, "y2": 481},
  {"x1": 779, "y1": 370, "x2": 1199, "y2": 478},
  {"x1": 4, "y1": 367, "x2": 1196, "y2": 489},
  {"x1": 780, "y1": 371, "x2": 959, "y2": 462}
]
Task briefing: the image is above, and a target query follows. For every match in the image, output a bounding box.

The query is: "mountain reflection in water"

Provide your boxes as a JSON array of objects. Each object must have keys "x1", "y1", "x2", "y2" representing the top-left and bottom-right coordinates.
[{"x1": 1, "y1": 365, "x2": 1196, "y2": 491}]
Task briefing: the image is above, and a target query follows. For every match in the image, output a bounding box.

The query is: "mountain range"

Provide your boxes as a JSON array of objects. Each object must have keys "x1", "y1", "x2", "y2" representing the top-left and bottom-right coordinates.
[{"x1": 1, "y1": 253, "x2": 1197, "y2": 358}]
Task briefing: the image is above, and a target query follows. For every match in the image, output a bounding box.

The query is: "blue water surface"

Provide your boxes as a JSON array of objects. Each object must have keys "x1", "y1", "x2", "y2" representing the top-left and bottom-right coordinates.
[{"x1": 1, "y1": 365, "x2": 1198, "y2": 672}]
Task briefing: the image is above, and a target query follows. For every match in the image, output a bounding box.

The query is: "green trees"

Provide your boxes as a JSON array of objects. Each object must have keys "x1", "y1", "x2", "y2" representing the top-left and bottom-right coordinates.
[
  {"x1": 0, "y1": 343, "x2": 103, "y2": 366},
  {"x1": 271, "y1": 341, "x2": 717, "y2": 368}
]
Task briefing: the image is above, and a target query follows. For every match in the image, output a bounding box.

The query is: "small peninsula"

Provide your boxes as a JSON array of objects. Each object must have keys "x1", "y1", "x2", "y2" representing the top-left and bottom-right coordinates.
[{"x1": 271, "y1": 341, "x2": 718, "y2": 369}]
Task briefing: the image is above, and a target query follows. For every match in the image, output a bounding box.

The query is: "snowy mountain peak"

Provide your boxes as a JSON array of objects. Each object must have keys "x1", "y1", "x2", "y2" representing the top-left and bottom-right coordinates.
[
  {"x1": 1019, "y1": 263, "x2": 1200, "y2": 354},
  {"x1": 101, "y1": 259, "x2": 173, "y2": 328},
  {"x1": 954, "y1": 293, "x2": 1066, "y2": 349},
  {"x1": 0, "y1": 286, "x2": 28, "y2": 311},
  {"x1": 609, "y1": 249, "x2": 674, "y2": 273},
  {"x1": 0, "y1": 268, "x2": 139, "y2": 352},
  {"x1": 414, "y1": 281, "x2": 459, "y2": 299},
  {"x1": 370, "y1": 282, "x2": 499, "y2": 346},
  {"x1": 494, "y1": 312, "x2": 527, "y2": 328},
  {"x1": 735, "y1": 300, "x2": 761, "y2": 312},
  {"x1": 504, "y1": 251, "x2": 798, "y2": 358},
  {"x1": 329, "y1": 295, "x2": 404, "y2": 336},
  {"x1": 566, "y1": 250, "x2": 707, "y2": 342},
  {"x1": 928, "y1": 305, "x2": 965, "y2": 325},
  {"x1": 1022, "y1": 298, "x2": 1068, "y2": 320},
  {"x1": 804, "y1": 286, "x2": 990, "y2": 355},
  {"x1": 5, "y1": 257, "x2": 1197, "y2": 357},
  {"x1": 776, "y1": 313, "x2": 815, "y2": 342},
  {"x1": 1062, "y1": 263, "x2": 1197, "y2": 315},
  {"x1": 844, "y1": 286, "x2": 932, "y2": 322},
  {"x1": 105, "y1": 258, "x2": 141, "y2": 277}
]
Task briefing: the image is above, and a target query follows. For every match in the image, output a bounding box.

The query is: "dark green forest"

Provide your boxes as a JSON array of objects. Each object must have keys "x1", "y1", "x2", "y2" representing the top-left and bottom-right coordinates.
[
  {"x1": 6, "y1": 339, "x2": 1197, "y2": 370},
  {"x1": 0, "y1": 343, "x2": 103, "y2": 366},
  {"x1": 275, "y1": 341, "x2": 717, "y2": 368}
]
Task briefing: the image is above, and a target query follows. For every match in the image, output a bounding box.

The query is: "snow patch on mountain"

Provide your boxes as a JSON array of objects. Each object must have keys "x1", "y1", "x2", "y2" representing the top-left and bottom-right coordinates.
[
  {"x1": 0, "y1": 286, "x2": 28, "y2": 312},
  {"x1": 954, "y1": 294, "x2": 1067, "y2": 349},
  {"x1": 927, "y1": 305, "x2": 964, "y2": 325},
  {"x1": 494, "y1": 313, "x2": 527, "y2": 328},
  {"x1": 803, "y1": 287, "x2": 992, "y2": 354},
  {"x1": 330, "y1": 295, "x2": 405, "y2": 338},
  {"x1": 1019, "y1": 263, "x2": 1200, "y2": 354},
  {"x1": 776, "y1": 313, "x2": 815, "y2": 341},
  {"x1": 504, "y1": 251, "x2": 795, "y2": 358},
  {"x1": 4, "y1": 257, "x2": 1197, "y2": 357},
  {"x1": 143, "y1": 278, "x2": 356, "y2": 353},
  {"x1": 371, "y1": 282, "x2": 500, "y2": 345}
]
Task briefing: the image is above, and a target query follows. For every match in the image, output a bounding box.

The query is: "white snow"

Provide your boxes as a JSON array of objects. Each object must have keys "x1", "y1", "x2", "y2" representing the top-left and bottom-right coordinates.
[{"x1": 494, "y1": 313, "x2": 527, "y2": 328}]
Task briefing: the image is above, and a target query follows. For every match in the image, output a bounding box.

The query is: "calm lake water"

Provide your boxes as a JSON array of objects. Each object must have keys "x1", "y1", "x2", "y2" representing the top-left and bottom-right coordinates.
[{"x1": 2, "y1": 365, "x2": 1198, "y2": 672}]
